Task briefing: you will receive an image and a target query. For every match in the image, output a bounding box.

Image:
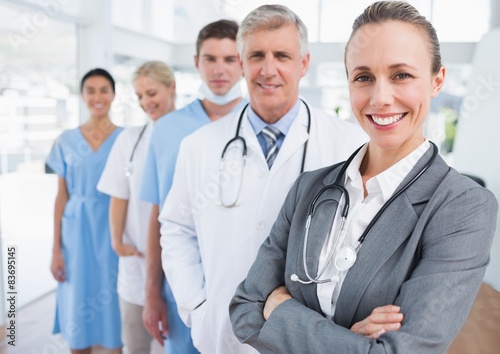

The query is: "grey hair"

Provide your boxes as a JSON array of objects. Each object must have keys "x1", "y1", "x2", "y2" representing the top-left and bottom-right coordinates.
[
  {"x1": 237, "y1": 4, "x2": 308, "y2": 56},
  {"x1": 133, "y1": 61, "x2": 175, "y2": 88},
  {"x1": 346, "y1": 1, "x2": 442, "y2": 74}
]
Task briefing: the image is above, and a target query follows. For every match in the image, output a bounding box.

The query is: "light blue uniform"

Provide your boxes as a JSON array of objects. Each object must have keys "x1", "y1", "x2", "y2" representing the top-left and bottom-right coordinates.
[
  {"x1": 46, "y1": 127, "x2": 122, "y2": 350},
  {"x1": 140, "y1": 98, "x2": 246, "y2": 354}
]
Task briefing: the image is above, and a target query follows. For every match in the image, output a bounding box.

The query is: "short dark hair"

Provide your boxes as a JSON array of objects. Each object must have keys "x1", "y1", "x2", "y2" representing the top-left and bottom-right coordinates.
[
  {"x1": 80, "y1": 68, "x2": 116, "y2": 93},
  {"x1": 196, "y1": 19, "x2": 239, "y2": 56}
]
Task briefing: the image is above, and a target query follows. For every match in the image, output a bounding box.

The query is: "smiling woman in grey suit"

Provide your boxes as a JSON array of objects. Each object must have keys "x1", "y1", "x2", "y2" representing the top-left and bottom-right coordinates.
[{"x1": 229, "y1": 1, "x2": 498, "y2": 353}]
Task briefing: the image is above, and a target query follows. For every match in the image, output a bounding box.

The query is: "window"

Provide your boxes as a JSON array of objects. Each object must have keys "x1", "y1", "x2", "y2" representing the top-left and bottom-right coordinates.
[{"x1": 0, "y1": 2, "x2": 78, "y2": 307}]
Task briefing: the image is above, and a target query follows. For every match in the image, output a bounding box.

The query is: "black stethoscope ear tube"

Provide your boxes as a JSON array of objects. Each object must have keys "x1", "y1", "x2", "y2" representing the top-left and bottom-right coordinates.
[
  {"x1": 306, "y1": 143, "x2": 365, "y2": 217},
  {"x1": 356, "y1": 141, "x2": 438, "y2": 245},
  {"x1": 295, "y1": 141, "x2": 439, "y2": 285},
  {"x1": 221, "y1": 99, "x2": 311, "y2": 173}
]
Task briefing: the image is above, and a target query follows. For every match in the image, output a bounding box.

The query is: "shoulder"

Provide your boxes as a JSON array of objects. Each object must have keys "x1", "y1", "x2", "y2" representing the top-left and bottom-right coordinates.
[
  {"x1": 118, "y1": 125, "x2": 145, "y2": 139},
  {"x1": 54, "y1": 127, "x2": 79, "y2": 145},
  {"x1": 442, "y1": 166, "x2": 498, "y2": 206},
  {"x1": 160, "y1": 100, "x2": 203, "y2": 123},
  {"x1": 183, "y1": 109, "x2": 238, "y2": 144},
  {"x1": 111, "y1": 125, "x2": 143, "y2": 147},
  {"x1": 295, "y1": 162, "x2": 344, "y2": 193},
  {"x1": 152, "y1": 101, "x2": 206, "y2": 134}
]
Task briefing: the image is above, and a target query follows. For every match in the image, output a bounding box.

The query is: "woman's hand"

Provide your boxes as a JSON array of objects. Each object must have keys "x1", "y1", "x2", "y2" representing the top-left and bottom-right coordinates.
[
  {"x1": 351, "y1": 305, "x2": 404, "y2": 338},
  {"x1": 263, "y1": 286, "x2": 292, "y2": 320},
  {"x1": 50, "y1": 250, "x2": 65, "y2": 282},
  {"x1": 112, "y1": 241, "x2": 145, "y2": 258}
]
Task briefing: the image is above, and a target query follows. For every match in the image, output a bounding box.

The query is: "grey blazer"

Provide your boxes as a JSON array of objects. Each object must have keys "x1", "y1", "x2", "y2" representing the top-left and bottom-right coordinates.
[{"x1": 230, "y1": 149, "x2": 498, "y2": 354}]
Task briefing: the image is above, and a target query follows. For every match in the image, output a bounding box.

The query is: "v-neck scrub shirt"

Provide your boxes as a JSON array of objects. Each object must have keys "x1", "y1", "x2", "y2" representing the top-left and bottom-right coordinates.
[{"x1": 46, "y1": 127, "x2": 122, "y2": 350}]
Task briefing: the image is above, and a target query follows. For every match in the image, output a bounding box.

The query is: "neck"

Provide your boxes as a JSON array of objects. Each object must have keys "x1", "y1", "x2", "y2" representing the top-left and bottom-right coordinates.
[
  {"x1": 360, "y1": 138, "x2": 425, "y2": 178},
  {"x1": 252, "y1": 97, "x2": 299, "y2": 124},
  {"x1": 83, "y1": 115, "x2": 116, "y2": 133},
  {"x1": 153, "y1": 106, "x2": 176, "y2": 122},
  {"x1": 201, "y1": 97, "x2": 241, "y2": 122}
]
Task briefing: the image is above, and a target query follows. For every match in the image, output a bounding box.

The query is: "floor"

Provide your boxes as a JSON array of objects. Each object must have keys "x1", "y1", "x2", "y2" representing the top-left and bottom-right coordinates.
[{"x1": 0, "y1": 291, "x2": 163, "y2": 354}]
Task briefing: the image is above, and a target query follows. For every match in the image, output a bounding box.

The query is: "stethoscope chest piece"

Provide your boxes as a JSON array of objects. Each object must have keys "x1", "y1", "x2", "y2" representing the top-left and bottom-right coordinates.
[
  {"x1": 124, "y1": 162, "x2": 133, "y2": 177},
  {"x1": 334, "y1": 246, "x2": 357, "y2": 271}
]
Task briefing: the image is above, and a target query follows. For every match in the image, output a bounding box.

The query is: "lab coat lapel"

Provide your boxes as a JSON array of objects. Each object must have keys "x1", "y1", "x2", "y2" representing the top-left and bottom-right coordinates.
[
  {"x1": 333, "y1": 148, "x2": 447, "y2": 327},
  {"x1": 239, "y1": 113, "x2": 268, "y2": 168},
  {"x1": 270, "y1": 103, "x2": 309, "y2": 173}
]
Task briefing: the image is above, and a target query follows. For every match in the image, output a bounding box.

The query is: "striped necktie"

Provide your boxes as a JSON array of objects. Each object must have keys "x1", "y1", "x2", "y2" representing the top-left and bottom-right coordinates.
[{"x1": 262, "y1": 126, "x2": 281, "y2": 169}]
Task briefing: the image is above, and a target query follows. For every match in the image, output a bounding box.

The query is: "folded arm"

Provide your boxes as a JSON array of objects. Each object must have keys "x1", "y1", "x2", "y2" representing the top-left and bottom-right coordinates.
[{"x1": 231, "y1": 174, "x2": 497, "y2": 354}]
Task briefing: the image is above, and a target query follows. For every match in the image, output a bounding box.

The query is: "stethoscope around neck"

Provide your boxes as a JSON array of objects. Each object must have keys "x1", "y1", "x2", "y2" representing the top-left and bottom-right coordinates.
[
  {"x1": 124, "y1": 123, "x2": 148, "y2": 177},
  {"x1": 218, "y1": 99, "x2": 312, "y2": 208},
  {"x1": 291, "y1": 141, "x2": 439, "y2": 285}
]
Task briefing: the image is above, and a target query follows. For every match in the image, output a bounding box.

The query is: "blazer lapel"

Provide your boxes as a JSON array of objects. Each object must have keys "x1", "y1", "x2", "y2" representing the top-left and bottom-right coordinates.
[
  {"x1": 304, "y1": 187, "x2": 344, "y2": 279},
  {"x1": 271, "y1": 103, "x2": 309, "y2": 173},
  {"x1": 292, "y1": 167, "x2": 344, "y2": 311},
  {"x1": 333, "y1": 148, "x2": 450, "y2": 327}
]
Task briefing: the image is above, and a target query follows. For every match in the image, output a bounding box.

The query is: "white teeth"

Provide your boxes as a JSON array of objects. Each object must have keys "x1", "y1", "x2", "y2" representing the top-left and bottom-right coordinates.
[
  {"x1": 260, "y1": 84, "x2": 276, "y2": 89},
  {"x1": 371, "y1": 113, "x2": 404, "y2": 126}
]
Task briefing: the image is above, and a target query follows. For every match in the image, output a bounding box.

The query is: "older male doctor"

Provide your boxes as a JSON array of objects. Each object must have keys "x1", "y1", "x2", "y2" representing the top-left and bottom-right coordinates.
[{"x1": 159, "y1": 5, "x2": 367, "y2": 354}]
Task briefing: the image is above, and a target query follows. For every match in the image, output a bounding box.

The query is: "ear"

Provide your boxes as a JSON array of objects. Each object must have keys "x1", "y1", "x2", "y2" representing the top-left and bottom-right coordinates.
[
  {"x1": 431, "y1": 66, "x2": 446, "y2": 98},
  {"x1": 238, "y1": 53, "x2": 245, "y2": 78},
  {"x1": 194, "y1": 55, "x2": 199, "y2": 70},
  {"x1": 300, "y1": 52, "x2": 310, "y2": 78}
]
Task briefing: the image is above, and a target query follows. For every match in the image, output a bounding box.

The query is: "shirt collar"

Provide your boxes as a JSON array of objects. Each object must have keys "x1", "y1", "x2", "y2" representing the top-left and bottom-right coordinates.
[
  {"x1": 345, "y1": 140, "x2": 431, "y2": 201},
  {"x1": 247, "y1": 99, "x2": 301, "y2": 136}
]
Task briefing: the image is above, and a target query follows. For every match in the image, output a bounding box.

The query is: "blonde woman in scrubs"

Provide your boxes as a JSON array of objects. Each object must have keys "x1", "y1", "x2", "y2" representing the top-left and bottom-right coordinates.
[{"x1": 98, "y1": 61, "x2": 175, "y2": 354}]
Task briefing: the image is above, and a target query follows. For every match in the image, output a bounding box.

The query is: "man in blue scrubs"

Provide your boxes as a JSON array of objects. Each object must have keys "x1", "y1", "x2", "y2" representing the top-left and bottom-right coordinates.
[{"x1": 139, "y1": 19, "x2": 246, "y2": 354}]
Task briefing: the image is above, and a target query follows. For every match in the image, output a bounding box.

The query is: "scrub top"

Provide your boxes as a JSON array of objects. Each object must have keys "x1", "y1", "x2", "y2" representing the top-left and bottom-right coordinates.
[
  {"x1": 139, "y1": 98, "x2": 246, "y2": 354},
  {"x1": 46, "y1": 127, "x2": 122, "y2": 350},
  {"x1": 97, "y1": 123, "x2": 153, "y2": 306},
  {"x1": 140, "y1": 99, "x2": 247, "y2": 205}
]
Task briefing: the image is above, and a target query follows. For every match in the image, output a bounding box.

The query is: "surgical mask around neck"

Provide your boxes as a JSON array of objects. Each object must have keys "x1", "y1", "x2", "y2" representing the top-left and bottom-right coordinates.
[{"x1": 198, "y1": 81, "x2": 242, "y2": 106}]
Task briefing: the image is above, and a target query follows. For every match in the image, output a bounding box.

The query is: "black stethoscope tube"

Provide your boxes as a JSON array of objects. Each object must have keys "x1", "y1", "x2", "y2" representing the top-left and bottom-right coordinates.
[
  {"x1": 293, "y1": 141, "x2": 439, "y2": 285},
  {"x1": 220, "y1": 99, "x2": 311, "y2": 174}
]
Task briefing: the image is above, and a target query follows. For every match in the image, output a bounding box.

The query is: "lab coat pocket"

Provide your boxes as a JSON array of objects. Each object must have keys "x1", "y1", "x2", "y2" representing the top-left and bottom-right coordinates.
[{"x1": 190, "y1": 300, "x2": 214, "y2": 353}]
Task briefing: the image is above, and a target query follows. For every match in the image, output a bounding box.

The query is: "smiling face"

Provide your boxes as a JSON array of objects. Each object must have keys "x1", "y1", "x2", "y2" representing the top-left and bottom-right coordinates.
[
  {"x1": 345, "y1": 20, "x2": 445, "y2": 157},
  {"x1": 133, "y1": 76, "x2": 175, "y2": 121},
  {"x1": 195, "y1": 38, "x2": 242, "y2": 96},
  {"x1": 240, "y1": 24, "x2": 310, "y2": 123},
  {"x1": 81, "y1": 76, "x2": 115, "y2": 119}
]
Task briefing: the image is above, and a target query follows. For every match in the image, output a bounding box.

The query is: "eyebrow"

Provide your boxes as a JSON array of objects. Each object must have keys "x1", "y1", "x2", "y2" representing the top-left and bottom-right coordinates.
[{"x1": 351, "y1": 63, "x2": 416, "y2": 72}]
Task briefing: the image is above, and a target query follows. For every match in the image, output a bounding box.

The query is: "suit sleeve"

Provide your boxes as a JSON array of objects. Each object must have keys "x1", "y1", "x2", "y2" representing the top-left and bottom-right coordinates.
[
  {"x1": 231, "y1": 178, "x2": 498, "y2": 353},
  {"x1": 159, "y1": 138, "x2": 205, "y2": 326}
]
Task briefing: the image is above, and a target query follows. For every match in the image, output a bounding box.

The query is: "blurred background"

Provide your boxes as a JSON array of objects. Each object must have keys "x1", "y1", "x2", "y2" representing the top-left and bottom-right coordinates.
[{"x1": 0, "y1": 0, "x2": 499, "y2": 350}]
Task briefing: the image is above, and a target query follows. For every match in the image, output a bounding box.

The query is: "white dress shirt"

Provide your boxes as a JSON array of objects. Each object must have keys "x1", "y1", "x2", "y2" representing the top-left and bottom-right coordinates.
[{"x1": 317, "y1": 140, "x2": 431, "y2": 318}]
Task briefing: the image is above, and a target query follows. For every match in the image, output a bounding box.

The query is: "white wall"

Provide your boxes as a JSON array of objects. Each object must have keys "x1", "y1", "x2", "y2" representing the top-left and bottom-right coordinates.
[{"x1": 454, "y1": 28, "x2": 500, "y2": 290}]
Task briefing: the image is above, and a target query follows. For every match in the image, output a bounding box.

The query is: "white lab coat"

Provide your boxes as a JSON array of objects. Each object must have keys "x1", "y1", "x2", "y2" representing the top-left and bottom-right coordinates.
[
  {"x1": 159, "y1": 102, "x2": 368, "y2": 354},
  {"x1": 98, "y1": 123, "x2": 152, "y2": 306}
]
